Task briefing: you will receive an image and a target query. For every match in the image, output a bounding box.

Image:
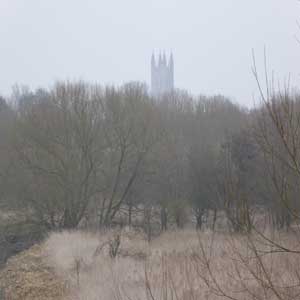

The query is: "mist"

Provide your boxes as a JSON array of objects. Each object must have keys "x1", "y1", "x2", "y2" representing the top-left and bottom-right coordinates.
[
  {"x1": 1, "y1": 0, "x2": 300, "y2": 106},
  {"x1": 3, "y1": 2, "x2": 300, "y2": 299}
]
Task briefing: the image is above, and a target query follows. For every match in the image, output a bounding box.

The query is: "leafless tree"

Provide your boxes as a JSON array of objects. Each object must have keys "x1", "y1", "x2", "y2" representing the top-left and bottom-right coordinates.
[{"x1": 14, "y1": 82, "x2": 105, "y2": 229}]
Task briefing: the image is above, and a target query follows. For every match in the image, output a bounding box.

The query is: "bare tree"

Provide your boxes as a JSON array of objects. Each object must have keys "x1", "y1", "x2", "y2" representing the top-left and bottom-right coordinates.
[
  {"x1": 94, "y1": 82, "x2": 162, "y2": 227},
  {"x1": 14, "y1": 82, "x2": 105, "y2": 229}
]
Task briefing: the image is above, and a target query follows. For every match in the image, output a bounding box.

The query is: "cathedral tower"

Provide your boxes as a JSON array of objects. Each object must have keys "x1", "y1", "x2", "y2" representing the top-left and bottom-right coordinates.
[{"x1": 151, "y1": 51, "x2": 174, "y2": 97}]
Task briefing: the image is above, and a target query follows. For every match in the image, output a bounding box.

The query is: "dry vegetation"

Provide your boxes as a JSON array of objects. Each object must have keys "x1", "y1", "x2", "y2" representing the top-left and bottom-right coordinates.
[
  {"x1": 0, "y1": 244, "x2": 67, "y2": 300},
  {"x1": 2, "y1": 228, "x2": 300, "y2": 300}
]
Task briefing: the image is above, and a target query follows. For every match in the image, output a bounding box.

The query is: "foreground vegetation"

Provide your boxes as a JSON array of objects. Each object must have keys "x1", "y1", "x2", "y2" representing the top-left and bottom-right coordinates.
[{"x1": 2, "y1": 228, "x2": 300, "y2": 300}]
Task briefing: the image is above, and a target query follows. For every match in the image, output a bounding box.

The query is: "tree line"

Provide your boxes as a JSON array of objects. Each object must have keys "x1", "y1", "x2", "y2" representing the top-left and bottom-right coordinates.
[{"x1": 0, "y1": 80, "x2": 299, "y2": 236}]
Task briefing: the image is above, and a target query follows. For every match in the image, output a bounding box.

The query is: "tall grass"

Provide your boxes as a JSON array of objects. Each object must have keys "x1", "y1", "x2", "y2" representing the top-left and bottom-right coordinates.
[{"x1": 44, "y1": 229, "x2": 300, "y2": 300}]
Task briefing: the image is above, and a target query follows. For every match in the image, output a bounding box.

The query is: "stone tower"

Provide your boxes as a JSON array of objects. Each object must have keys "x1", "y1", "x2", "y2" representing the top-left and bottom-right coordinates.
[{"x1": 151, "y1": 52, "x2": 174, "y2": 97}]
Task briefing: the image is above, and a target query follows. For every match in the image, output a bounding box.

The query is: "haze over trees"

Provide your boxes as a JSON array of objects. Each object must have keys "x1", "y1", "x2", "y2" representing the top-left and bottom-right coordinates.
[
  {"x1": 0, "y1": 78, "x2": 298, "y2": 236},
  {"x1": 2, "y1": 0, "x2": 300, "y2": 298}
]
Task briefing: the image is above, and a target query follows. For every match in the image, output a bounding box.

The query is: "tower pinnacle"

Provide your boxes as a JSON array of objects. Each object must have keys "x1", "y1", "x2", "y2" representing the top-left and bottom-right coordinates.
[{"x1": 151, "y1": 51, "x2": 174, "y2": 97}]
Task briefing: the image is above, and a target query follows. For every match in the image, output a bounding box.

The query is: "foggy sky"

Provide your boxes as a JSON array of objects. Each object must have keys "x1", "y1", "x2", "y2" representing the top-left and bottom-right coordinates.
[{"x1": 1, "y1": 0, "x2": 300, "y2": 106}]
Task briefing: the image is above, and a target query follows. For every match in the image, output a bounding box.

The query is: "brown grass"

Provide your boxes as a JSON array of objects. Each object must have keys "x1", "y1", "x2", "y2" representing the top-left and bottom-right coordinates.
[
  {"x1": 0, "y1": 244, "x2": 67, "y2": 300},
  {"x1": 2, "y1": 228, "x2": 300, "y2": 300},
  {"x1": 42, "y1": 228, "x2": 300, "y2": 300}
]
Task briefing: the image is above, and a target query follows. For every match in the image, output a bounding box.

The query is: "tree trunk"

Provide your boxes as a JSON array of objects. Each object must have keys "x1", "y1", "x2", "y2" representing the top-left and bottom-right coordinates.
[
  {"x1": 128, "y1": 200, "x2": 133, "y2": 227},
  {"x1": 212, "y1": 208, "x2": 217, "y2": 231},
  {"x1": 175, "y1": 213, "x2": 184, "y2": 229},
  {"x1": 144, "y1": 207, "x2": 152, "y2": 242},
  {"x1": 196, "y1": 214, "x2": 202, "y2": 230},
  {"x1": 160, "y1": 206, "x2": 168, "y2": 231}
]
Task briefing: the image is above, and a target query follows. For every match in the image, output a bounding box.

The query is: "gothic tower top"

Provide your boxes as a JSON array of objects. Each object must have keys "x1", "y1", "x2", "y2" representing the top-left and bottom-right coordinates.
[{"x1": 151, "y1": 51, "x2": 174, "y2": 97}]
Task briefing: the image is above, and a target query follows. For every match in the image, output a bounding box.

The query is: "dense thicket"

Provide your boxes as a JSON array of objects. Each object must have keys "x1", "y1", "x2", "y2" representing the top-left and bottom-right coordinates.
[{"x1": 0, "y1": 81, "x2": 299, "y2": 235}]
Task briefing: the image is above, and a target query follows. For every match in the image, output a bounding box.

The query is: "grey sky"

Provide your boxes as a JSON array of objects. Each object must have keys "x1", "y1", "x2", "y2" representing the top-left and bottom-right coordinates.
[{"x1": 1, "y1": 0, "x2": 300, "y2": 106}]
